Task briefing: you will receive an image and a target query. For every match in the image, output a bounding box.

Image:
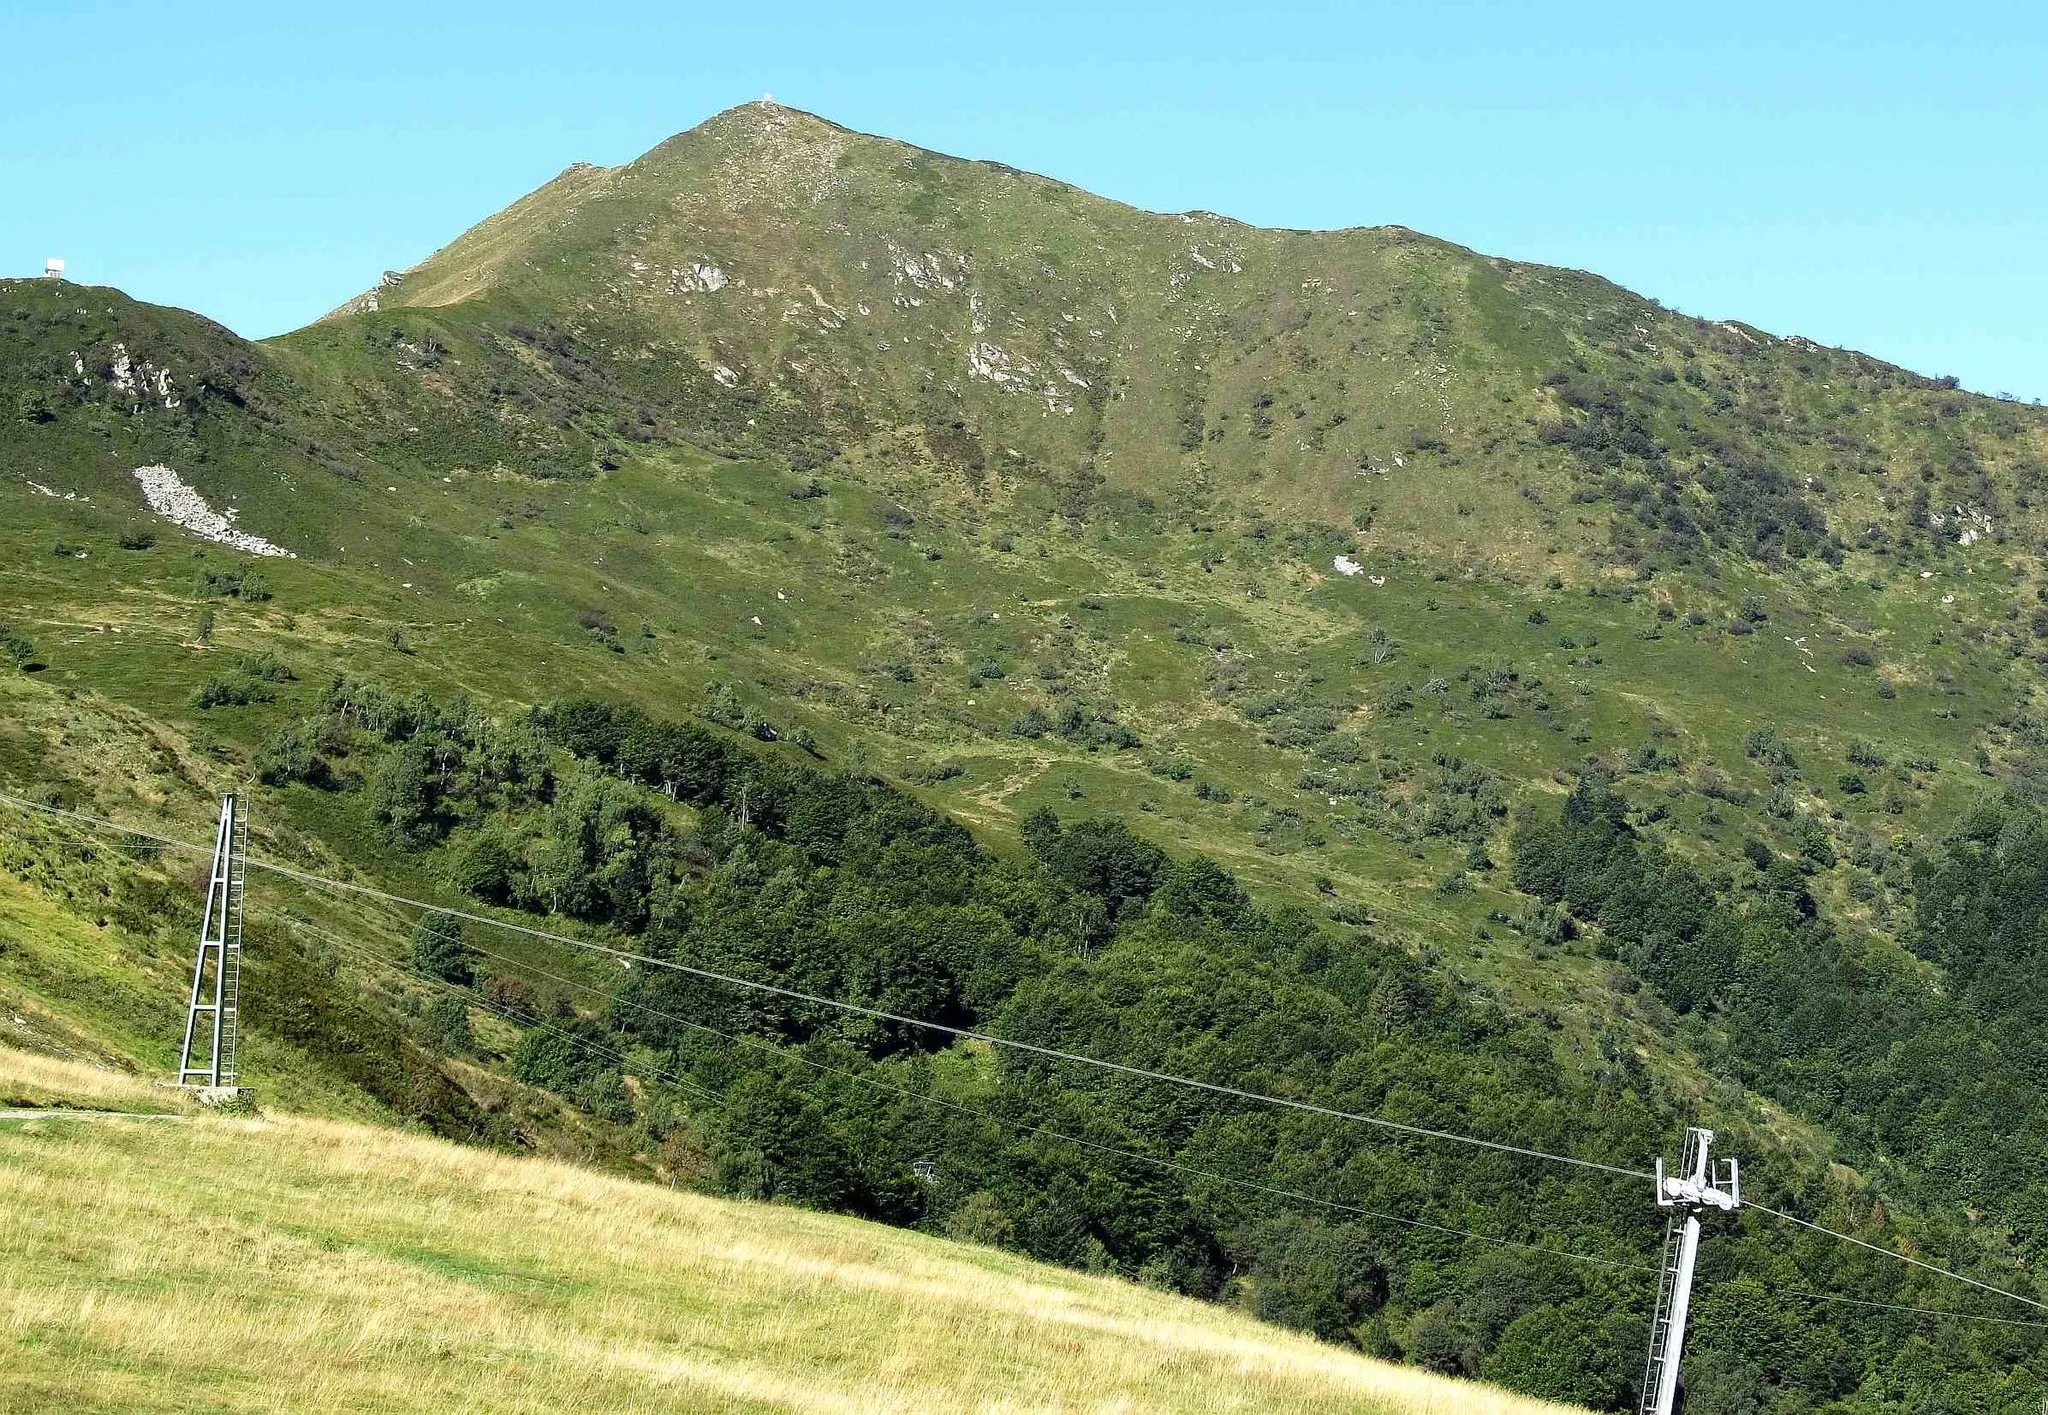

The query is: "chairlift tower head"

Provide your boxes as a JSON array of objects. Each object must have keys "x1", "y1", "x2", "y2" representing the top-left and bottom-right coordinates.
[
  {"x1": 1640, "y1": 1127, "x2": 1740, "y2": 1415},
  {"x1": 1655, "y1": 1126, "x2": 1740, "y2": 1212}
]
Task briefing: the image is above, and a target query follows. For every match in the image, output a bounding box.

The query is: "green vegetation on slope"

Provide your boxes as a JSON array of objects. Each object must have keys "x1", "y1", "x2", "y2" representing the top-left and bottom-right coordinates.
[
  {"x1": 1516, "y1": 781, "x2": 2048, "y2": 1227},
  {"x1": 9, "y1": 670, "x2": 2046, "y2": 1411}
]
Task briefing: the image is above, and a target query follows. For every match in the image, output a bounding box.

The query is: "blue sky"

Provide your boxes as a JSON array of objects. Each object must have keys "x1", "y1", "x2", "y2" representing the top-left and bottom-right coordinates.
[{"x1": 4, "y1": 1, "x2": 2043, "y2": 399}]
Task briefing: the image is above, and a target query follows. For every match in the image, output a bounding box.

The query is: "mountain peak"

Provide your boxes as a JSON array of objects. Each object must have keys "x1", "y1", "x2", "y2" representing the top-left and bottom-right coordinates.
[{"x1": 305, "y1": 100, "x2": 2027, "y2": 556}]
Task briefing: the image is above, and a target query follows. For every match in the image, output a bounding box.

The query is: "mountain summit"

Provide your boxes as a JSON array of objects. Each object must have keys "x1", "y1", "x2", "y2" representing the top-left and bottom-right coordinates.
[{"x1": 304, "y1": 100, "x2": 2042, "y2": 575}]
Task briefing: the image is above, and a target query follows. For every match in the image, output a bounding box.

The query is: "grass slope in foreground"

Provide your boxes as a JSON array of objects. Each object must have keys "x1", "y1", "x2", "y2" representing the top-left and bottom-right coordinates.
[{"x1": 0, "y1": 1049, "x2": 1574, "y2": 1415}]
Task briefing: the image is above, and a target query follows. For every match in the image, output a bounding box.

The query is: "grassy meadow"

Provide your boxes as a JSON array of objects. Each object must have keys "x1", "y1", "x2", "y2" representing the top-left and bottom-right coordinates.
[{"x1": 0, "y1": 1048, "x2": 1580, "y2": 1415}]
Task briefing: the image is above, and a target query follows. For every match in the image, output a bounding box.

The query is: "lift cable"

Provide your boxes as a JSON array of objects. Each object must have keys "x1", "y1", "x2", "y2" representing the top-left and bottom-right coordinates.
[
  {"x1": 12, "y1": 789, "x2": 2045, "y2": 1320},
  {"x1": 248, "y1": 853, "x2": 1649, "y2": 1178},
  {"x1": 1778, "y1": 1286, "x2": 2048, "y2": 1331},
  {"x1": 1746, "y1": 1201, "x2": 2048, "y2": 1315},
  {"x1": 295, "y1": 912, "x2": 1651, "y2": 1275},
  {"x1": 0, "y1": 786, "x2": 1637, "y2": 1180}
]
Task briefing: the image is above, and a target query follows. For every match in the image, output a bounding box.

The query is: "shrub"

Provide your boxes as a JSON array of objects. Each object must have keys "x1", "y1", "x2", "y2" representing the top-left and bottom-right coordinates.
[
  {"x1": 1486, "y1": 1305, "x2": 1622, "y2": 1407},
  {"x1": 704, "y1": 681, "x2": 750, "y2": 731},
  {"x1": 1841, "y1": 645, "x2": 1876, "y2": 667},
  {"x1": 0, "y1": 625, "x2": 44, "y2": 673},
  {"x1": 944, "y1": 1192, "x2": 1016, "y2": 1248},
  {"x1": 1095, "y1": 721, "x2": 1141, "y2": 750},
  {"x1": 575, "y1": 1069, "x2": 635, "y2": 1124},
  {"x1": 255, "y1": 722, "x2": 331, "y2": 787},
  {"x1": 238, "y1": 651, "x2": 295, "y2": 682},
  {"x1": 480, "y1": 972, "x2": 539, "y2": 1024},
  {"x1": 421, "y1": 995, "x2": 475, "y2": 1054},
  {"x1": 197, "y1": 564, "x2": 271, "y2": 601},
  {"x1": 1631, "y1": 742, "x2": 1678, "y2": 772},
  {"x1": 575, "y1": 609, "x2": 622, "y2": 652},
  {"x1": 410, "y1": 916, "x2": 472, "y2": 985},
  {"x1": 1793, "y1": 817, "x2": 1837, "y2": 868},
  {"x1": 1743, "y1": 727, "x2": 1796, "y2": 770},
  {"x1": 1694, "y1": 766, "x2": 1750, "y2": 804},
  {"x1": 1251, "y1": 1223, "x2": 1387, "y2": 1342},
  {"x1": 512, "y1": 1023, "x2": 602, "y2": 1093},
  {"x1": 1009, "y1": 707, "x2": 1052, "y2": 739},
  {"x1": 451, "y1": 831, "x2": 519, "y2": 904},
  {"x1": 1408, "y1": 1305, "x2": 1468, "y2": 1376},
  {"x1": 191, "y1": 673, "x2": 275, "y2": 708}
]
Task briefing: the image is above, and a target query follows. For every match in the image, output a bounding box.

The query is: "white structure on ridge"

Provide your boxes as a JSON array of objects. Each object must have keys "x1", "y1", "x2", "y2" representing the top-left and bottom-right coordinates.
[{"x1": 44, "y1": 258, "x2": 65, "y2": 279}]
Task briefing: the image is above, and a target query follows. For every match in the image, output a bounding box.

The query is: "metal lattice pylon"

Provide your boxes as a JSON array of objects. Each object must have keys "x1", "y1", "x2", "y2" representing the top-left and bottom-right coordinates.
[{"x1": 177, "y1": 793, "x2": 246, "y2": 1088}]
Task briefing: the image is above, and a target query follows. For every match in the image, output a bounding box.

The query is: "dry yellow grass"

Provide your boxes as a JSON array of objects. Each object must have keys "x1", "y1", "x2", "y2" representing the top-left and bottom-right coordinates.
[
  {"x1": 0, "y1": 1049, "x2": 1582, "y2": 1414},
  {"x1": 0, "y1": 1047, "x2": 188, "y2": 1113}
]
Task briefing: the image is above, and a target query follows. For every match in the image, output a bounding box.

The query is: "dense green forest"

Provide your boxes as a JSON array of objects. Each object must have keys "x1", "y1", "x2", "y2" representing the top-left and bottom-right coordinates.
[
  {"x1": 1513, "y1": 781, "x2": 2048, "y2": 1238},
  {"x1": 239, "y1": 679, "x2": 2048, "y2": 1412}
]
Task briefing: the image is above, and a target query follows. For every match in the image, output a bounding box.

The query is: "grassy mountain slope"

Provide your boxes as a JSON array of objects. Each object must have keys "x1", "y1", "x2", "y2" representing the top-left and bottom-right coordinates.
[
  {"x1": 3, "y1": 102, "x2": 2048, "y2": 1412},
  {"x1": 0, "y1": 672, "x2": 653, "y2": 1166},
  {"x1": 10, "y1": 253, "x2": 2040, "y2": 980},
  {"x1": 0, "y1": 1048, "x2": 1576, "y2": 1415},
  {"x1": 352, "y1": 101, "x2": 2048, "y2": 566}
]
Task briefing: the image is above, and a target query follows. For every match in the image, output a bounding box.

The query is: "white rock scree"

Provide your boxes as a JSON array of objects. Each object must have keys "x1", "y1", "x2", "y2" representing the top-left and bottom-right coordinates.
[{"x1": 131, "y1": 465, "x2": 295, "y2": 558}]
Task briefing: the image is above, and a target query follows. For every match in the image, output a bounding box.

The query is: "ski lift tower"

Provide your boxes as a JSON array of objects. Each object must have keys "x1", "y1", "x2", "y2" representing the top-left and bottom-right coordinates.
[
  {"x1": 175, "y1": 794, "x2": 249, "y2": 1099},
  {"x1": 1640, "y1": 1127, "x2": 1740, "y2": 1415}
]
